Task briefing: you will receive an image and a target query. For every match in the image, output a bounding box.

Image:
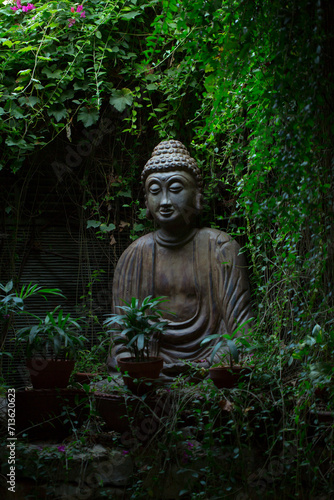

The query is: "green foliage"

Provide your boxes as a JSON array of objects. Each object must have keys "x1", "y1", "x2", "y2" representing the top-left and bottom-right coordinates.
[
  {"x1": 0, "y1": 0, "x2": 160, "y2": 171},
  {"x1": 16, "y1": 305, "x2": 87, "y2": 359},
  {"x1": 0, "y1": 2, "x2": 333, "y2": 494},
  {"x1": 104, "y1": 295, "x2": 170, "y2": 362},
  {"x1": 0, "y1": 280, "x2": 64, "y2": 353},
  {"x1": 201, "y1": 317, "x2": 253, "y2": 367}
]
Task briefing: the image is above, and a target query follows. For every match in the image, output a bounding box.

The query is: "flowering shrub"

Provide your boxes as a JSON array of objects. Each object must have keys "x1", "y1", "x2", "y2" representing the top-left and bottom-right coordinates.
[
  {"x1": 0, "y1": 0, "x2": 155, "y2": 172},
  {"x1": 10, "y1": 0, "x2": 35, "y2": 11},
  {"x1": 68, "y1": 4, "x2": 86, "y2": 26}
]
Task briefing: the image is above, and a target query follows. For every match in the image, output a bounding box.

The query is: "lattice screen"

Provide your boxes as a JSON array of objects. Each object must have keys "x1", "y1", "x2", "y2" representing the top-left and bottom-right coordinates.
[{"x1": 1, "y1": 222, "x2": 130, "y2": 388}]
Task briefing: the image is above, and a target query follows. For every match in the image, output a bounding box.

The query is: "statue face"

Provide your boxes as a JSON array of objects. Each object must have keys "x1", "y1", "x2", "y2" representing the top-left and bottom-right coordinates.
[{"x1": 145, "y1": 170, "x2": 199, "y2": 229}]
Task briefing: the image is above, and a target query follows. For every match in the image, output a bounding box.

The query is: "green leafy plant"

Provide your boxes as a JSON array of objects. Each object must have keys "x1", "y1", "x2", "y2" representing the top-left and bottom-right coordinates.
[
  {"x1": 104, "y1": 296, "x2": 170, "y2": 362},
  {"x1": 16, "y1": 306, "x2": 87, "y2": 359},
  {"x1": 74, "y1": 334, "x2": 108, "y2": 374},
  {"x1": 0, "y1": 280, "x2": 64, "y2": 354},
  {"x1": 290, "y1": 324, "x2": 334, "y2": 388},
  {"x1": 201, "y1": 318, "x2": 253, "y2": 368}
]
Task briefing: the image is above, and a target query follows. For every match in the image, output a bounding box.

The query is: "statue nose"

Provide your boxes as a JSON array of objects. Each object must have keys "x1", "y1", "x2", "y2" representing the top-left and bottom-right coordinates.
[{"x1": 160, "y1": 190, "x2": 171, "y2": 206}]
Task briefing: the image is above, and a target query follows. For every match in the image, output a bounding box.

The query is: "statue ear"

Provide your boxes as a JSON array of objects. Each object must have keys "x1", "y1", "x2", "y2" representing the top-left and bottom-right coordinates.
[
  {"x1": 145, "y1": 201, "x2": 153, "y2": 220},
  {"x1": 195, "y1": 192, "x2": 203, "y2": 213}
]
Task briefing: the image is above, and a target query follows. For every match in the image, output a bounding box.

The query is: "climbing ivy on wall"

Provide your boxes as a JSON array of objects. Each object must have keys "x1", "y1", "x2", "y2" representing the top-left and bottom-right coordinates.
[
  {"x1": 143, "y1": 0, "x2": 334, "y2": 341},
  {"x1": 0, "y1": 0, "x2": 333, "y2": 342}
]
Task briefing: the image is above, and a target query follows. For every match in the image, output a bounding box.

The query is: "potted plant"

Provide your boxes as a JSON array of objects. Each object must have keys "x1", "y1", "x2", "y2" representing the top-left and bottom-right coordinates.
[
  {"x1": 1, "y1": 280, "x2": 64, "y2": 352},
  {"x1": 72, "y1": 335, "x2": 108, "y2": 385},
  {"x1": 104, "y1": 296, "x2": 169, "y2": 395},
  {"x1": 16, "y1": 306, "x2": 87, "y2": 389},
  {"x1": 201, "y1": 318, "x2": 253, "y2": 389}
]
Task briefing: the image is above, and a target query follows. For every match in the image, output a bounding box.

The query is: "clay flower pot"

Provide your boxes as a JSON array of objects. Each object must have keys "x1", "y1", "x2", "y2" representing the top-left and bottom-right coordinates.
[
  {"x1": 209, "y1": 365, "x2": 252, "y2": 389},
  {"x1": 118, "y1": 356, "x2": 163, "y2": 395},
  {"x1": 26, "y1": 359, "x2": 75, "y2": 389},
  {"x1": 15, "y1": 388, "x2": 89, "y2": 438}
]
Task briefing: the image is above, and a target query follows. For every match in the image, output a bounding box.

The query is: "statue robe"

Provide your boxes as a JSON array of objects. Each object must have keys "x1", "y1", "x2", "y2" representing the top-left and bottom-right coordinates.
[{"x1": 109, "y1": 227, "x2": 252, "y2": 374}]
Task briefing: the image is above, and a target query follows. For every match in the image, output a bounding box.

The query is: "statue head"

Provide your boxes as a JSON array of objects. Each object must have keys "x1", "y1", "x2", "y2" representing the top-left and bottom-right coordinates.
[{"x1": 142, "y1": 141, "x2": 203, "y2": 227}]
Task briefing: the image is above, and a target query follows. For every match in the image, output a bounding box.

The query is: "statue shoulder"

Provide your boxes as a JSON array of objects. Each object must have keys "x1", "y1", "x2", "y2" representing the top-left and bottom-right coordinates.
[
  {"x1": 198, "y1": 227, "x2": 235, "y2": 245},
  {"x1": 126, "y1": 232, "x2": 154, "y2": 248},
  {"x1": 198, "y1": 227, "x2": 241, "y2": 259},
  {"x1": 115, "y1": 232, "x2": 154, "y2": 265}
]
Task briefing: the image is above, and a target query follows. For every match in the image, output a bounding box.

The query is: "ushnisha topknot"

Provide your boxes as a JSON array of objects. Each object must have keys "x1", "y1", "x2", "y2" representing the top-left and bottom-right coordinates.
[{"x1": 141, "y1": 140, "x2": 203, "y2": 189}]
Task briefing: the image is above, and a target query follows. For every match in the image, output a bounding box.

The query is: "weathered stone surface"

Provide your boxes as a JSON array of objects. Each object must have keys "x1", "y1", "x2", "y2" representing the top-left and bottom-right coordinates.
[{"x1": 3, "y1": 441, "x2": 133, "y2": 489}]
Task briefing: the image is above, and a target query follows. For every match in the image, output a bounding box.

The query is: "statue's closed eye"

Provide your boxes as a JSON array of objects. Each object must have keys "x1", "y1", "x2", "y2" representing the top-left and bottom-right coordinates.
[
  {"x1": 169, "y1": 182, "x2": 183, "y2": 192},
  {"x1": 149, "y1": 183, "x2": 161, "y2": 194}
]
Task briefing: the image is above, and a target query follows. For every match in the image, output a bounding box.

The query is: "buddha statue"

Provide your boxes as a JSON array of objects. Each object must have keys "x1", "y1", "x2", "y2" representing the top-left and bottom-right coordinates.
[{"x1": 108, "y1": 140, "x2": 252, "y2": 376}]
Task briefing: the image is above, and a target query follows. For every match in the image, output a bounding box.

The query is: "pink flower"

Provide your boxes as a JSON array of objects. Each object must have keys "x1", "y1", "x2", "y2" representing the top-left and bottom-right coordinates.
[
  {"x1": 57, "y1": 445, "x2": 66, "y2": 452},
  {"x1": 71, "y1": 6, "x2": 75, "y2": 12},
  {"x1": 76, "y1": 5, "x2": 83, "y2": 12},
  {"x1": 22, "y1": 3, "x2": 35, "y2": 12},
  {"x1": 68, "y1": 18, "x2": 76, "y2": 27},
  {"x1": 80, "y1": 10, "x2": 85, "y2": 18},
  {"x1": 11, "y1": 1, "x2": 35, "y2": 12},
  {"x1": 122, "y1": 450, "x2": 129, "y2": 456}
]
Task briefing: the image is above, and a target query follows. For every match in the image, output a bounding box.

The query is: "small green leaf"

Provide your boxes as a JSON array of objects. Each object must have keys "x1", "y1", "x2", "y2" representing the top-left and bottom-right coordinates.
[
  {"x1": 121, "y1": 10, "x2": 141, "y2": 20},
  {"x1": 133, "y1": 223, "x2": 145, "y2": 232}
]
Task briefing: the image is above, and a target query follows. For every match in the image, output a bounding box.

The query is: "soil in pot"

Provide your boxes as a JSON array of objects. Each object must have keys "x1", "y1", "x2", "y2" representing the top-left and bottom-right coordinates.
[
  {"x1": 117, "y1": 356, "x2": 163, "y2": 395},
  {"x1": 209, "y1": 365, "x2": 252, "y2": 389},
  {"x1": 26, "y1": 359, "x2": 75, "y2": 389}
]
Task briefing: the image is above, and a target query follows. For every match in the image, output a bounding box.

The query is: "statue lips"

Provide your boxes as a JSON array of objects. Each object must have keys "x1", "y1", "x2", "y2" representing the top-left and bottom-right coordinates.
[{"x1": 159, "y1": 209, "x2": 174, "y2": 218}]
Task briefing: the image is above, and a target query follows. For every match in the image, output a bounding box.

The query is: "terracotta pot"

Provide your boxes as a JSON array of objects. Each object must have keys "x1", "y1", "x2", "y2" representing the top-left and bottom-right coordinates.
[
  {"x1": 15, "y1": 388, "x2": 89, "y2": 438},
  {"x1": 26, "y1": 359, "x2": 75, "y2": 389},
  {"x1": 209, "y1": 365, "x2": 252, "y2": 389},
  {"x1": 94, "y1": 392, "x2": 170, "y2": 435},
  {"x1": 117, "y1": 356, "x2": 163, "y2": 395}
]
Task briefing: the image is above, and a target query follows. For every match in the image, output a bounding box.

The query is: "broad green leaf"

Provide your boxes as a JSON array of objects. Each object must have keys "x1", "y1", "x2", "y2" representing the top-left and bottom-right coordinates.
[
  {"x1": 100, "y1": 223, "x2": 116, "y2": 232},
  {"x1": 77, "y1": 107, "x2": 99, "y2": 127},
  {"x1": 87, "y1": 220, "x2": 101, "y2": 229},
  {"x1": 121, "y1": 10, "x2": 141, "y2": 20},
  {"x1": 2, "y1": 40, "x2": 13, "y2": 48},
  {"x1": 5, "y1": 137, "x2": 27, "y2": 147},
  {"x1": 18, "y1": 96, "x2": 40, "y2": 108},
  {"x1": 226, "y1": 339, "x2": 239, "y2": 364},
  {"x1": 41, "y1": 67, "x2": 63, "y2": 79},
  {"x1": 109, "y1": 88, "x2": 133, "y2": 112},
  {"x1": 18, "y1": 69, "x2": 32, "y2": 76},
  {"x1": 47, "y1": 104, "x2": 67, "y2": 122}
]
